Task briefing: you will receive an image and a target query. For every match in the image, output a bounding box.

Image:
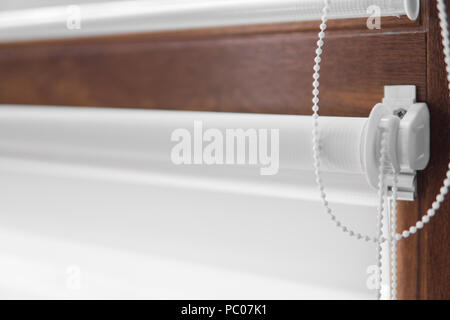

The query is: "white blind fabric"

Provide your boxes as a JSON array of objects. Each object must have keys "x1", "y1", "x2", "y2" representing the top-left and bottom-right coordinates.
[
  {"x1": 0, "y1": 105, "x2": 385, "y2": 299},
  {"x1": 0, "y1": 106, "x2": 376, "y2": 204},
  {"x1": 0, "y1": 0, "x2": 413, "y2": 42}
]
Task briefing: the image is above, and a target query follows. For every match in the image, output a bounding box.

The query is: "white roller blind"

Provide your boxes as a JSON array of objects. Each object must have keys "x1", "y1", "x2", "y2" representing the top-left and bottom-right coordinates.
[
  {"x1": 0, "y1": 105, "x2": 385, "y2": 299},
  {"x1": 0, "y1": 106, "x2": 376, "y2": 205},
  {"x1": 0, "y1": 0, "x2": 413, "y2": 42}
]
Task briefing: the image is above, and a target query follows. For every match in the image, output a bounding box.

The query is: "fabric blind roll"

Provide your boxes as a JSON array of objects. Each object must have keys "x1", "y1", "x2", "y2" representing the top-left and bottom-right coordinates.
[
  {"x1": 0, "y1": 0, "x2": 415, "y2": 42},
  {"x1": 0, "y1": 105, "x2": 374, "y2": 205}
]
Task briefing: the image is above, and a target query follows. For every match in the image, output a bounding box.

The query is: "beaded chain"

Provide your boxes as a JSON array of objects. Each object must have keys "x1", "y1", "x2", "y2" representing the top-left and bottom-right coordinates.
[
  {"x1": 389, "y1": 0, "x2": 450, "y2": 300},
  {"x1": 311, "y1": 0, "x2": 450, "y2": 300},
  {"x1": 375, "y1": 130, "x2": 388, "y2": 300},
  {"x1": 438, "y1": 0, "x2": 450, "y2": 93}
]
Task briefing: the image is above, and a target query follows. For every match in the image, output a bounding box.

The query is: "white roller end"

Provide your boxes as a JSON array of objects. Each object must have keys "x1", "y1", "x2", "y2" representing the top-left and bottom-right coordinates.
[{"x1": 404, "y1": 0, "x2": 420, "y2": 21}]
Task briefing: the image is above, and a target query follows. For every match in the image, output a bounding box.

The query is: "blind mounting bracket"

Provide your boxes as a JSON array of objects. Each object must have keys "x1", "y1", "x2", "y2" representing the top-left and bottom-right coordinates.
[{"x1": 364, "y1": 85, "x2": 430, "y2": 201}]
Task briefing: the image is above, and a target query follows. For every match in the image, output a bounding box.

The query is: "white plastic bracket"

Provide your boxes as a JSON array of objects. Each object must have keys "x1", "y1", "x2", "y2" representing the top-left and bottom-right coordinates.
[{"x1": 364, "y1": 85, "x2": 430, "y2": 201}]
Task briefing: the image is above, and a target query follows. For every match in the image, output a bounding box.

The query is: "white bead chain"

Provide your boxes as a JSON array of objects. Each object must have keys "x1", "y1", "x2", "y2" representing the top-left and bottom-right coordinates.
[
  {"x1": 311, "y1": 0, "x2": 387, "y2": 244},
  {"x1": 313, "y1": 0, "x2": 450, "y2": 240},
  {"x1": 312, "y1": 0, "x2": 450, "y2": 300},
  {"x1": 391, "y1": 0, "x2": 450, "y2": 243},
  {"x1": 390, "y1": 170, "x2": 399, "y2": 300},
  {"x1": 390, "y1": 160, "x2": 450, "y2": 300},
  {"x1": 392, "y1": 162, "x2": 450, "y2": 242},
  {"x1": 375, "y1": 130, "x2": 389, "y2": 300},
  {"x1": 438, "y1": 0, "x2": 450, "y2": 92}
]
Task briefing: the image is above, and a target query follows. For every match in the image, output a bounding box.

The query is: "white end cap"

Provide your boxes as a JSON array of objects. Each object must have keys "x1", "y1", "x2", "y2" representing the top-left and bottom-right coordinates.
[{"x1": 404, "y1": 0, "x2": 420, "y2": 21}]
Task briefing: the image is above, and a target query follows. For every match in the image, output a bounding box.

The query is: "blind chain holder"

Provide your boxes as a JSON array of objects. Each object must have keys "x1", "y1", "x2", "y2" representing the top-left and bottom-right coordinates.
[{"x1": 365, "y1": 85, "x2": 430, "y2": 201}]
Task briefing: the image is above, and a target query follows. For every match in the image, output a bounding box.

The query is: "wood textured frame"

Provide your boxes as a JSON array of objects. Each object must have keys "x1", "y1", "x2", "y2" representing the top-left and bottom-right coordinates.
[{"x1": 0, "y1": 0, "x2": 447, "y2": 299}]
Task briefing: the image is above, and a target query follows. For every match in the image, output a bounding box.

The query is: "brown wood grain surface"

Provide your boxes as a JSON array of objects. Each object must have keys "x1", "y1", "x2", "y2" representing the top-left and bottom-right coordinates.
[
  {"x1": 0, "y1": 16, "x2": 426, "y2": 117},
  {"x1": 0, "y1": 0, "x2": 447, "y2": 299}
]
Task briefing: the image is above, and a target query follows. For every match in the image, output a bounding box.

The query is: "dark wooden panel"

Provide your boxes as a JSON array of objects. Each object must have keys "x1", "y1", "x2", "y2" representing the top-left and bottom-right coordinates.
[
  {"x1": 396, "y1": 0, "x2": 450, "y2": 300},
  {"x1": 0, "y1": 25, "x2": 426, "y2": 118}
]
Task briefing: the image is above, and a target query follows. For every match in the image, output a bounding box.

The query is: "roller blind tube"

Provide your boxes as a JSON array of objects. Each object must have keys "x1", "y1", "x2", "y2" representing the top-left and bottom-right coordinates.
[{"x1": 0, "y1": 105, "x2": 378, "y2": 205}]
